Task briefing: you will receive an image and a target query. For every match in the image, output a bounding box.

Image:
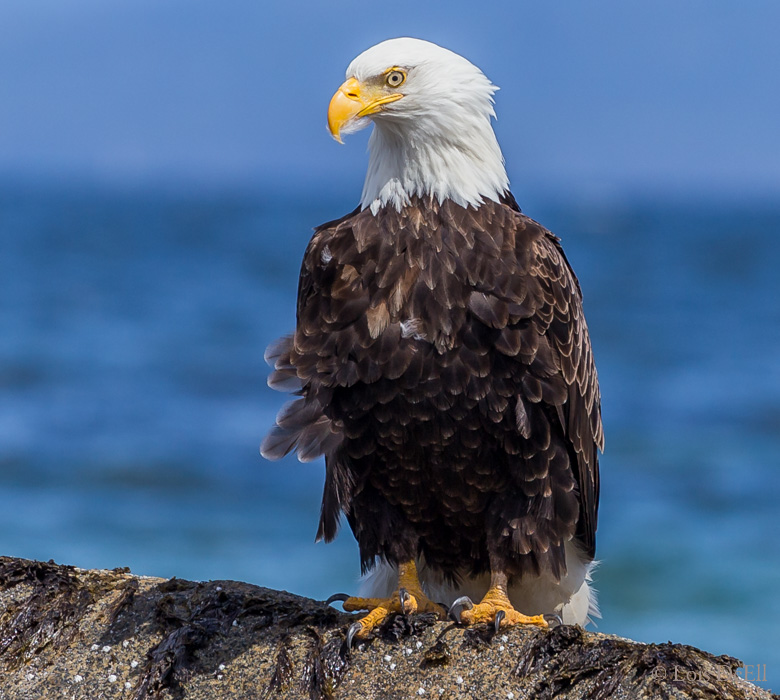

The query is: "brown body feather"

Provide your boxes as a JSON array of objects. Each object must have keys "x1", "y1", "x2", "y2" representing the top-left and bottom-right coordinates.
[{"x1": 263, "y1": 193, "x2": 602, "y2": 585}]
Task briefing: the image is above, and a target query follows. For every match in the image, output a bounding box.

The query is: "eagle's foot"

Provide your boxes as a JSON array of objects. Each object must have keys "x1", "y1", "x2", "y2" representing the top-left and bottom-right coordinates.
[
  {"x1": 327, "y1": 561, "x2": 447, "y2": 644},
  {"x1": 451, "y1": 587, "x2": 548, "y2": 631}
]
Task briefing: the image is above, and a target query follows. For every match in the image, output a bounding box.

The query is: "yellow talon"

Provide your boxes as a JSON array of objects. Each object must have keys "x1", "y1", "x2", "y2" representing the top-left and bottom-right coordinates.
[
  {"x1": 455, "y1": 575, "x2": 549, "y2": 630},
  {"x1": 328, "y1": 560, "x2": 447, "y2": 643}
]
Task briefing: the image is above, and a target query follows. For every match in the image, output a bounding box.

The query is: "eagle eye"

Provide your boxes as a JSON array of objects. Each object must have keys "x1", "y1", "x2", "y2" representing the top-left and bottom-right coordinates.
[{"x1": 386, "y1": 70, "x2": 406, "y2": 88}]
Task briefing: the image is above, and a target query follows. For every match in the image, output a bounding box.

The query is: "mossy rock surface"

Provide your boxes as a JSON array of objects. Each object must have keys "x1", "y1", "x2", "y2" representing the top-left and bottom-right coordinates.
[{"x1": 0, "y1": 556, "x2": 774, "y2": 699}]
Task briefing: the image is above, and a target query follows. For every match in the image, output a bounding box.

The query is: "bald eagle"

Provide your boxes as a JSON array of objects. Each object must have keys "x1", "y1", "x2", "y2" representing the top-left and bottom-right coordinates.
[{"x1": 262, "y1": 38, "x2": 603, "y2": 642}]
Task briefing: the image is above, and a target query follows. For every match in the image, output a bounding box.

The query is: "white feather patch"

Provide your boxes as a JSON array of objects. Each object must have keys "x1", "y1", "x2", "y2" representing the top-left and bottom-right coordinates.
[{"x1": 400, "y1": 318, "x2": 427, "y2": 341}]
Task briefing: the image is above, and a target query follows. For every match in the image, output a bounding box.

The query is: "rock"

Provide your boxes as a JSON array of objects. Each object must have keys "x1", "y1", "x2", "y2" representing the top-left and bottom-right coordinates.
[{"x1": 0, "y1": 556, "x2": 774, "y2": 699}]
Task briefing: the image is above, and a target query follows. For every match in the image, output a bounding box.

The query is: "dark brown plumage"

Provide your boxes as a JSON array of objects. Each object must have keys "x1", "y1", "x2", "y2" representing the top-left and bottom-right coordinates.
[{"x1": 262, "y1": 192, "x2": 603, "y2": 588}]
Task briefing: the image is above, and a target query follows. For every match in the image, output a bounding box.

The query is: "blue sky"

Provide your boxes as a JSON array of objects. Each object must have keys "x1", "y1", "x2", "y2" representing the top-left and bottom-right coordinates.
[{"x1": 1, "y1": 0, "x2": 778, "y2": 199}]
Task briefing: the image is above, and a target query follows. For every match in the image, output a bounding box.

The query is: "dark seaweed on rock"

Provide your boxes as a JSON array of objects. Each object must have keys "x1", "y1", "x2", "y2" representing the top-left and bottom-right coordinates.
[
  {"x1": 460, "y1": 622, "x2": 500, "y2": 649},
  {"x1": 133, "y1": 581, "x2": 348, "y2": 699},
  {"x1": 264, "y1": 638, "x2": 294, "y2": 698},
  {"x1": 0, "y1": 558, "x2": 95, "y2": 671},
  {"x1": 514, "y1": 624, "x2": 755, "y2": 700},
  {"x1": 107, "y1": 577, "x2": 140, "y2": 625},
  {"x1": 135, "y1": 582, "x2": 264, "y2": 699},
  {"x1": 420, "y1": 639, "x2": 451, "y2": 668},
  {"x1": 378, "y1": 610, "x2": 439, "y2": 643},
  {"x1": 299, "y1": 627, "x2": 351, "y2": 700}
]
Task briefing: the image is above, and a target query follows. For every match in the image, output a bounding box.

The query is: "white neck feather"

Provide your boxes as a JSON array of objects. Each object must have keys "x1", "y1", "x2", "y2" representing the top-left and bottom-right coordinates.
[{"x1": 360, "y1": 113, "x2": 509, "y2": 214}]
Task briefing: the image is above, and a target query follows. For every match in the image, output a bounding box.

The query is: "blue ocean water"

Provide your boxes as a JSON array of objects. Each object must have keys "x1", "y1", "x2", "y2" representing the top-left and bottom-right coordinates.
[{"x1": 1, "y1": 184, "x2": 778, "y2": 687}]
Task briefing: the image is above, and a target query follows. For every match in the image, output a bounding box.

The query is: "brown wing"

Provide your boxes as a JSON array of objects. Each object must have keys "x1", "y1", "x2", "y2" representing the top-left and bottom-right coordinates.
[
  {"x1": 441, "y1": 200, "x2": 603, "y2": 565},
  {"x1": 258, "y1": 210, "x2": 361, "y2": 464},
  {"x1": 260, "y1": 208, "x2": 365, "y2": 542},
  {"x1": 525, "y1": 218, "x2": 603, "y2": 557}
]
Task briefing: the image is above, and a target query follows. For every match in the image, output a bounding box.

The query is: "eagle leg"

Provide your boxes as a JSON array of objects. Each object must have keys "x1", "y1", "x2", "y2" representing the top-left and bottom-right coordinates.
[
  {"x1": 328, "y1": 560, "x2": 447, "y2": 643},
  {"x1": 455, "y1": 570, "x2": 549, "y2": 631}
]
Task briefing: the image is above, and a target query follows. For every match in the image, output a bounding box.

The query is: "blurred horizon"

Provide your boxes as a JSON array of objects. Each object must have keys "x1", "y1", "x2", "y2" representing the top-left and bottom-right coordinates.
[{"x1": 1, "y1": 0, "x2": 779, "y2": 203}]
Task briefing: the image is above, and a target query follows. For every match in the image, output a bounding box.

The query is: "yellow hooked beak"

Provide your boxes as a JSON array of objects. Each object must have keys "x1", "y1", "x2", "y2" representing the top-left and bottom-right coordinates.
[{"x1": 327, "y1": 77, "x2": 404, "y2": 143}]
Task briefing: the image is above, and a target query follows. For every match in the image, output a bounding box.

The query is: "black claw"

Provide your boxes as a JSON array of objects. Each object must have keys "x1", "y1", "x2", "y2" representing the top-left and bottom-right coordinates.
[
  {"x1": 346, "y1": 622, "x2": 363, "y2": 649},
  {"x1": 326, "y1": 593, "x2": 350, "y2": 606},
  {"x1": 449, "y1": 595, "x2": 474, "y2": 624},
  {"x1": 494, "y1": 609, "x2": 505, "y2": 633},
  {"x1": 436, "y1": 601, "x2": 450, "y2": 614},
  {"x1": 543, "y1": 613, "x2": 563, "y2": 628},
  {"x1": 399, "y1": 587, "x2": 410, "y2": 615}
]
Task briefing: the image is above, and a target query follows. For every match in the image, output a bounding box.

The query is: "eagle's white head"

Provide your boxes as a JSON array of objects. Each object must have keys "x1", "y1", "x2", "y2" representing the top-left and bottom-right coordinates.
[{"x1": 328, "y1": 38, "x2": 509, "y2": 214}]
